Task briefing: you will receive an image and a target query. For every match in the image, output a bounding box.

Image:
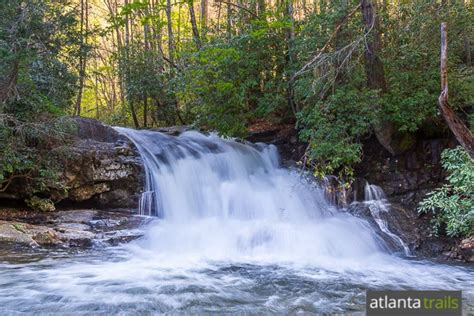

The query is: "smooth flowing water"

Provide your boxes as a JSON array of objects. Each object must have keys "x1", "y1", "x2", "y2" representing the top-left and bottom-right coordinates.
[{"x1": 0, "y1": 129, "x2": 473, "y2": 314}]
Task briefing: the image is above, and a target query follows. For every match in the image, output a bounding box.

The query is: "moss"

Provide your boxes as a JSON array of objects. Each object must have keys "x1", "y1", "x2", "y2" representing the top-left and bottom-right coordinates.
[
  {"x1": 11, "y1": 223, "x2": 26, "y2": 233},
  {"x1": 25, "y1": 196, "x2": 56, "y2": 212}
]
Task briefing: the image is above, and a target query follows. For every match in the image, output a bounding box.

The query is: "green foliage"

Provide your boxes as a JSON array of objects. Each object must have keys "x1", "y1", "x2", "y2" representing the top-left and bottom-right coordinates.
[
  {"x1": 297, "y1": 86, "x2": 378, "y2": 177},
  {"x1": 173, "y1": 18, "x2": 290, "y2": 136},
  {"x1": 419, "y1": 147, "x2": 474, "y2": 237},
  {"x1": 0, "y1": 0, "x2": 81, "y2": 202},
  {"x1": 26, "y1": 196, "x2": 56, "y2": 212},
  {"x1": 178, "y1": 46, "x2": 249, "y2": 136},
  {"x1": 294, "y1": 1, "x2": 474, "y2": 178},
  {"x1": 0, "y1": 0, "x2": 79, "y2": 119},
  {"x1": 0, "y1": 115, "x2": 76, "y2": 198}
]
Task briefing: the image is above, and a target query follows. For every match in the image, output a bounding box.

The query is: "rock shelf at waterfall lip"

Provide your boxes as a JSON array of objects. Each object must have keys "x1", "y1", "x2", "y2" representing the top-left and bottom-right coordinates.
[{"x1": 0, "y1": 208, "x2": 150, "y2": 259}]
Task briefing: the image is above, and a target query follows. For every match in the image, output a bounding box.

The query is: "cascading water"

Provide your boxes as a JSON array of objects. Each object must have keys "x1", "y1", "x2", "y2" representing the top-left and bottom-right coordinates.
[
  {"x1": 114, "y1": 128, "x2": 385, "y2": 262},
  {"x1": 0, "y1": 128, "x2": 473, "y2": 314},
  {"x1": 364, "y1": 184, "x2": 412, "y2": 256}
]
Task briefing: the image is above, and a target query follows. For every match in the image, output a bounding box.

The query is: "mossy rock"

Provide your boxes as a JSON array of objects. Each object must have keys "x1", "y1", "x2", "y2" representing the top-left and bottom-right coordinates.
[{"x1": 25, "y1": 196, "x2": 56, "y2": 212}]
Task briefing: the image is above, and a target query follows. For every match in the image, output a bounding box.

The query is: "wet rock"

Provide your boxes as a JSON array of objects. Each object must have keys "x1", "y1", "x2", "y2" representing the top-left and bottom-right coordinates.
[
  {"x1": 0, "y1": 209, "x2": 148, "y2": 251},
  {"x1": 62, "y1": 138, "x2": 143, "y2": 208},
  {"x1": 353, "y1": 136, "x2": 460, "y2": 259},
  {"x1": 0, "y1": 220, "x2": 61, "y2": 247}
]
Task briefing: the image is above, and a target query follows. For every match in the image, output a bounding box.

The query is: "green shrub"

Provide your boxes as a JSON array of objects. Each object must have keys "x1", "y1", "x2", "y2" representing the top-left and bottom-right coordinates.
[{"x1": 419, "y1": 147, "x2": 474, "y2": 237}]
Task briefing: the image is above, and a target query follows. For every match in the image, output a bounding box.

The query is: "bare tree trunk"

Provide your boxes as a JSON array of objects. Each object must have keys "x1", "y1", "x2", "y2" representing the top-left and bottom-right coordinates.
[
  {"x1": 439, "y1": 23, "x2": 474, "y2": 156},
  {"x1": 461, "y1": 0, "x2": 471, "y2": 65},
  {"x1": 361, "y1": 0, "x2": 394, "y2": 154},
  {"x1": 257, "y1": 0, "x2": 266, "y2": 16},
  {"x1": 130, "y1": 99, "x2": 140, "y2": 128},
  {"x1": 166, "y1": 0, "x2": 175, "y2": 62},
  {"x1": 286, "y1": 0, "x2": 297, "y2": 115},
  {"x1": 227, "y1": 1, "x2": 233, "y2": 37},
  {"x1": 188, "y1": 0, "x2": 202, "y2": 48},
  {"x1": 124, "y1": 0, "x2": 139, "y2": 128},
  {"x1": 143, "y1": 94, "x2": 148, "y2": 127},
  {"x1": 201, "y1": 0, "x2": 208, "y2": 31},
  {"x1": 95, "y1": 59, "x2": 99, "y2": 118},
  {"x1": 75, "y1": 0, "x2": 88, "y2": 116},
  {"x1": 361, "y1": 0, "x2": 386, "y2": 91}
]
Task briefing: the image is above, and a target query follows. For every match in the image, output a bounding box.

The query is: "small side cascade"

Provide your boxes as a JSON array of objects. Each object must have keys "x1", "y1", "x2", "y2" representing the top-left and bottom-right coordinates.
[{"x1": 364, "y1": 184, "x2": 412, "y2": 256}]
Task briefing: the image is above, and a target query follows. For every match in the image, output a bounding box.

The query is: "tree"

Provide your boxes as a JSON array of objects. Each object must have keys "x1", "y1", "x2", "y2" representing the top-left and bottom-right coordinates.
[
  {"x1": 75, "y1": 0, "x2": 90, "y2": 116},
  {"x1": 439, "y1": 23, "x2": 474, "y2": 157}
]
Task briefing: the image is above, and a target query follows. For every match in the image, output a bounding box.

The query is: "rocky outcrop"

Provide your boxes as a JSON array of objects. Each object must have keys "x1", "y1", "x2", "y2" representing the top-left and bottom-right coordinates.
[
  {"x1": 0, "y1": 117, "x2": 144, "y2": 209},
  {"x1": 249, "y1": 126, "x2": 471, "y2": 262},
  {"x1": 352, "y1": 136, "x2": 472, "y2": 261},
  {"x1": 0, "y1": 208, "x2": 148, "y2": 249},
  {"x1": 59, "y1": 135, "x2": 143, "y2": 208}
]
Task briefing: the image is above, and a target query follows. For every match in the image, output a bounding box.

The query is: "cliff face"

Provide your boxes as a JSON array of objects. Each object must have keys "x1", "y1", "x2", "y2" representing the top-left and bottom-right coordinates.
[
  {"x1": 0, "y1": 117, "x2": 144, "y2": 209},
  {"x1": 352, "y1": 136, "x2": 463, "y2": 259}
]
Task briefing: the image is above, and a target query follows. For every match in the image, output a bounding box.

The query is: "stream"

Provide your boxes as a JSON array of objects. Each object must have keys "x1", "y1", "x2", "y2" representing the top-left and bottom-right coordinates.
[{"x1": 0, "y1": 129, "x2": 472, "y2": 314}]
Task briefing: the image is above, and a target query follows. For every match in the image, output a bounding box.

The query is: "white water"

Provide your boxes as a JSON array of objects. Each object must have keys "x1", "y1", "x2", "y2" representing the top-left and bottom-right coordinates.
[
  {"x1": 114, "y1": 128, "x2": 384, "y2": 263},
  {"x1": 0, "y1": 129, "x2": 473, "y2": 314},
  {"x1": 364, "y1": 184, "x2": 412, "y2": 256}
]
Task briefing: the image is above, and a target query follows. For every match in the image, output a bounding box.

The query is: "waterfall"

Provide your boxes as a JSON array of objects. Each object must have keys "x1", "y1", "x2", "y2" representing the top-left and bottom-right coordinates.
[
  {"x1": 114, "y1": 128, "x2": 390, "y2": 262},
  {"x1": 364, "y1": 184, "x2": 412, "y2": 256},
  {"x1": 1, "y1": 128, "x2": 472, "y2": 315}
]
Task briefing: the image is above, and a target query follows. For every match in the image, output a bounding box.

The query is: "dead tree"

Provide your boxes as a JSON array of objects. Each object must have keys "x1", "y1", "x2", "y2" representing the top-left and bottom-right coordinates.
[{"x1": 439, "y1": 23, "x2": 474, "y2": 157}]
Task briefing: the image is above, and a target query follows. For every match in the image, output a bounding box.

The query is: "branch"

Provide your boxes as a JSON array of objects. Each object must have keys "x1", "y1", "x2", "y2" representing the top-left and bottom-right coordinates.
[
  {"x1": 0, "y1": 171, "x2": 34, "y2": 192},
  {"x1": 158, "y1": 45, "x2": 183, "y2": 72},
  {"x1": 215, "y1": 0, "x2": 261, "y2": 20},
  {"x1": 291, "y1": 3, "x2": 361, "y2": 81}
]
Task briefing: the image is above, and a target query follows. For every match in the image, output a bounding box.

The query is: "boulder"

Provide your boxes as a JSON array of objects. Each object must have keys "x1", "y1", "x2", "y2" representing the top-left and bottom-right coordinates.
[
  {"x1": 0, "y1": 209, "x2": 149, "y2": 250},
  {"x1": 0, "y1": 117, "x2": 144, "y2": 209},
  {"x1": 0, "y1": 220, "x2": 61, "y2": 247}
]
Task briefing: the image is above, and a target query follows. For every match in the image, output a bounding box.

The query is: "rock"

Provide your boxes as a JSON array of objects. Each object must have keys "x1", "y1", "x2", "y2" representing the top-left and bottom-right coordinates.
[
  {"x1": 0, "y1": 209, "x2": 148, "y2": 251},
  {"x1": 458, "y1": 237, "x2": 474, "y2": 262},
  {"x1": 71, "y1": 116, "x2": 122, "y2": 143},
  {"x1": 353, "y1": 136, "x2": 459, "y2": 258},
  {"x1": 0, "y1": 220, "x2": 61, "y2": 247},
  {"x1": 0, "y1": 117, "x2": 144, "y2": 209},
  {"x1": 25, "y1": 196, "x2": 56, "y2": 212},
  {"x1": 61, "y1": 138, "x2": 143, "y2": 208},
  {"x1": 69, "y1": 183, "x2": 111, "y2": 201}
]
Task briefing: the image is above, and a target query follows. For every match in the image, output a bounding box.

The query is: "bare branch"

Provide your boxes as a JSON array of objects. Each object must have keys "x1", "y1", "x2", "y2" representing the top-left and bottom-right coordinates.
[{"x1": 291, "y1": 3, "x2": 361, "y2": 81}]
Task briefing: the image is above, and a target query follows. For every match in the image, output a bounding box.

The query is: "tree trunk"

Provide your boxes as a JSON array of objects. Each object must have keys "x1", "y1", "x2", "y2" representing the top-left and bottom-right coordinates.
[
  {"x1": 227, "y1": 1, "x2": 233, "y2": 37},
  {"x1": 143, "y1": 93, "x2": 148, "y2": 127},
  {"x1": 166, "y1": 0, "x2": 175, "y2": 62},
  {"x1": 439, "y1": 23, "x2": 474, "y2": 157},
  {"x1": 188, "y1": 0, "x2": 202, "y2": 49},
  {"x1": 461, "y1": 0, "x2": 471, "y2": 65},
  {"x1": 361, "y1": 0, "x2": 393, "y2": 154},
  {"x1": 361, "y1": 0, "x2": 386, "y2": 91},
  {"x1": 74, "y1": 0, "x2": 87, "y2": 116},
  {"x1": 286, "y1": 0, "x2": 297, "y2": 115},
  {"x1": 130, "y1": 99, "x2": 140, "y2": 128},
  {"x1": 124, "y1": 0, "x2": 139, "y2": 128},
  {"x1": 257, "y1": 0, "x2": 266, "y2": 16},
  {"x1": 0, "y1": 59, "x2": 19, "y2": 104},
  {"x1": 201, "y1": 0, "x2": 208, "y2": 31}
]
